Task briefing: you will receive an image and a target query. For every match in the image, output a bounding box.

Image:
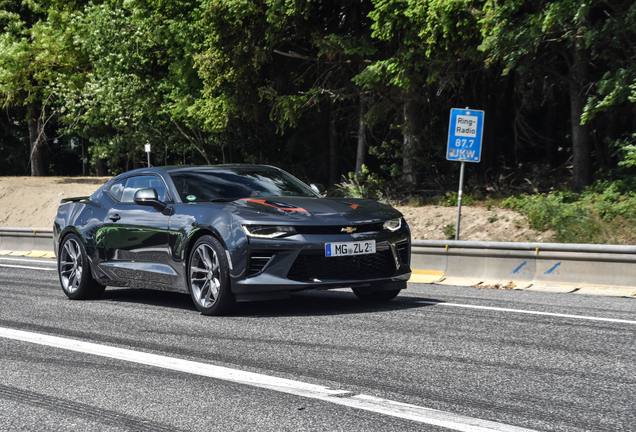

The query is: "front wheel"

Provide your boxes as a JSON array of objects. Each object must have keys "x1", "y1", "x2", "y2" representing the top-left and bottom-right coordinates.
[
  {"x1": 352, "y1": 287, "x2": 401, "y2": 302},
  {"x1": 188, "y1": 235, "x2": 235, "y2": 315},
  {"x1": 58, "y1": 234, "x2": 105, "y2": 300}
]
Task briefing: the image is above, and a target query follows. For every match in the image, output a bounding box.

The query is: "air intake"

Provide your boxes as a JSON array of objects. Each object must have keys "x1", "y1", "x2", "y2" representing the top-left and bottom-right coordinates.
[{"x1": 248, "y1": 253, "x2": 275, "y2": 277}]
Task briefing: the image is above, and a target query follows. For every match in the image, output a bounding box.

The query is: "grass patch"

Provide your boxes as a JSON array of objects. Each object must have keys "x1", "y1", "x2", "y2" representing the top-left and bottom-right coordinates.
[
  {"x1": 438, "y1": 192, "x2": 475, "y2": 207},
  {"x1": 501, "y1": 179, "x2": 636, "y2": 244},
  {"x1": 443, "y1": 223, "x2": 456, "y2": 239}
]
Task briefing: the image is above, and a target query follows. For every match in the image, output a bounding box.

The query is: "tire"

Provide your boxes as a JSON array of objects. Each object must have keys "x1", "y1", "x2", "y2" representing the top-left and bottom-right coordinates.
[
  {"x1": 351, "y1": 287, "x2": 401, "y2": 302},
  {"x1": 58, "y1": 233, "x2": 105, "y2": 300},
  {"x1": 188, "y1": 235, "x2": 235, "y2": 315}
]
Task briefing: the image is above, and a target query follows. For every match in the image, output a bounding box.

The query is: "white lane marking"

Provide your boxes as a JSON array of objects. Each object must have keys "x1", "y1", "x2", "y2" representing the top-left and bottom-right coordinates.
[
  {"x1": 0, "y1": 264, "x2": 55, "y2": 271},
  {"x1": 0, "y1": 327, "x2": 537, "y2": 432},
  {"x1": 416, "y1": 301, "x2": 636, "y2": 325},
  {"x1": 0, "y1": 257, "x2": 55, "y2": 264}
]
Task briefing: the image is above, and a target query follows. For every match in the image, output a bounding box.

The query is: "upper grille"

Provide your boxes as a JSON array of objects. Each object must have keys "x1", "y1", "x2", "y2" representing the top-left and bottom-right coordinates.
[
  {"x1": 294, "y1": 222, "x2": 385, "y2": 235},
  {"x1": 287, "y1": 248, "x2": 395, "y2": 282}
]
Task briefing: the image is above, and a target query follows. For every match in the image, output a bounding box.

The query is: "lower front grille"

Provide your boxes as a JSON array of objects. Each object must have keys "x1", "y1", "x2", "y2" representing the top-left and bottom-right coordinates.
[
  {"x1": 287, "y1": 248, "x2": 395, "y2": 282},
  {"x1": 248, "y1": 253, "x2": 275, "y2": 276},
  {"x1": 396, "y1": 241, "x2": 409, "y2": 265}
]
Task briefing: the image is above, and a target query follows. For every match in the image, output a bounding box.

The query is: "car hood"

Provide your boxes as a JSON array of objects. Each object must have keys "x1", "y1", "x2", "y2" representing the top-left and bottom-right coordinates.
[{"x1": 227, "y1": 196, "x2": 402, "y2": 225}]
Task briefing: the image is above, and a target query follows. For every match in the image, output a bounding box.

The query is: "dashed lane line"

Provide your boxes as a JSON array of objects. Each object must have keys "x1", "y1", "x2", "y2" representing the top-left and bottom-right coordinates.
[
  {"x1": 415, "y1": 301, "x2": 636, "y2": 325},
  {"x1": 0, "y1": 257, "x2": 56, "y2": 264},
  {"x1": 0, "y1": 263, "x2": 55, "y2": 271},
  {"x1": 0, "y1": 326, "x2": 539, "y2": 432}
]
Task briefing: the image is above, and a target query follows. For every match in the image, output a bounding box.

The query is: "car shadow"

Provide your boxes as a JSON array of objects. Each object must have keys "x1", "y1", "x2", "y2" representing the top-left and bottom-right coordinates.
[
  {"x1": 99, "y1": 287, "x2": 441, "y2": 317},
  {"x1": 238, "y1": 290, "x2": 441, "y2": 318},
  {"x1": 101, "y1": 288, "x2": 199, "y2": 312}
]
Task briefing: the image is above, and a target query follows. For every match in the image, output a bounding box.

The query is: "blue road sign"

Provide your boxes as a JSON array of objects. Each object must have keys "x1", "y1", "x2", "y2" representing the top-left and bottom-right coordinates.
[{"x1": 446, "y1": 108, "x2": 484, "y2": 163}]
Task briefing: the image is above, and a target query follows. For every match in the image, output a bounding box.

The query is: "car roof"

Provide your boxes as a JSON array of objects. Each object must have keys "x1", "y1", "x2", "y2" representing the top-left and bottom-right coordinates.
[
  {"x1": 108, "y1": 164, "x2": 280, "y2": 180},
  {"x1": 163, "y1": 164, "x2": 279, "y2": 173}
]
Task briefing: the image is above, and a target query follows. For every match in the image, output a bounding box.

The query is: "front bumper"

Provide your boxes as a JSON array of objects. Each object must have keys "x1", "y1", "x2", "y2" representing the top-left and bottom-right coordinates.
[{"x1": 230, "y1": 228, "x2": 411, "y2": 296}]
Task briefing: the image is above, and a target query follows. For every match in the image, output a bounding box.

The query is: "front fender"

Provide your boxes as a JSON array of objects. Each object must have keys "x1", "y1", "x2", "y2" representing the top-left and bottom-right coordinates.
[{"x1": 168, "y1": 204, "x2": 249, "y2": 287}]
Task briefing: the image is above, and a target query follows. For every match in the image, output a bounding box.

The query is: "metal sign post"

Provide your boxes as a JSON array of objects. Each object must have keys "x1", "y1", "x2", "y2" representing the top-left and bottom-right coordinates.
[
  {"x1": 455, "y1": 161, "x2": 466, "y2": 241},
  {"x1": 145, "y1": 143, "x2": 151, "y2": 167},
  {"x1": 446, "y1": 108, "x2": 485, "y2": 240}
]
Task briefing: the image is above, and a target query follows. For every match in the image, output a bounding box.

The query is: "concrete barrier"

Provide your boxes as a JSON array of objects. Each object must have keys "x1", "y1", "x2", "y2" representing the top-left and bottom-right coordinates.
[
  {"x1": 0, "y1": 228, "x2": 55, "y2": 258},
  {"x1": 411, "y1": 240, "x2": 636, "y2": 296}
]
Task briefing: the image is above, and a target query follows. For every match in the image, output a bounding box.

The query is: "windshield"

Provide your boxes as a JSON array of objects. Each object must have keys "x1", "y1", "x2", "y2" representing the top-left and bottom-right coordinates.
[{"x1": 169, "y1": 167, "x2": 318, "y2": 203}]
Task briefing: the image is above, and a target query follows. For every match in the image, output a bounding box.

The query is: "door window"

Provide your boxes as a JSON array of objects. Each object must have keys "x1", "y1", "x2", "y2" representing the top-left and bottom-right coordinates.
[
  {"x1": 119, "y1": 175, "x2": 168, "y2": 203},
  {"x1": 107, "y1": 179, "x2": 127, "y2": 201}
]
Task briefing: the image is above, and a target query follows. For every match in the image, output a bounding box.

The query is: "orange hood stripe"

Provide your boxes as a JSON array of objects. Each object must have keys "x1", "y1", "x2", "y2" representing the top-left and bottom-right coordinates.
[{"x1": 240, "y1": 198, "x2": 309, "y2": 213}]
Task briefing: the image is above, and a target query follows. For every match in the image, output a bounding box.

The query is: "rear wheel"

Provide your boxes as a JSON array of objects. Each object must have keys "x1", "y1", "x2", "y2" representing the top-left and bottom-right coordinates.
[
  {"x1": 352, "y1": 287, "x2": 401, "y2": 302},
  {"x1": 188, "y1": 235, "x2": 235, "y2": 315},
  {"x1": 58, "y1": 234, "x2": 105, "y2": 300}
]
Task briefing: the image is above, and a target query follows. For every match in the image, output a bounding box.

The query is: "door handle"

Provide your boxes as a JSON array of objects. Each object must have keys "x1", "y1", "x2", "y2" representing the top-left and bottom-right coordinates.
[{"x1": 109, "y1": 214, "x2": 121, "y2": 222}]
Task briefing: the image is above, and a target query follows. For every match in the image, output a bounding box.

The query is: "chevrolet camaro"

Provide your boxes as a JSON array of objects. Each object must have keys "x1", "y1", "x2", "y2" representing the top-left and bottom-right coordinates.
[{"x1": 54, "y1": 165, "x2": 411, "y2": 315}]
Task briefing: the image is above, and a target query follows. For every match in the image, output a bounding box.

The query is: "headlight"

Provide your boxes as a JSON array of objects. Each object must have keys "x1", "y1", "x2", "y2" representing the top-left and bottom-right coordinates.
[
  {"x1": 242, "y1": 225, "x2": 297, "y2": 238},
  {"x1": 383, "y1": 218, "x2": 402, "y2": 231}
]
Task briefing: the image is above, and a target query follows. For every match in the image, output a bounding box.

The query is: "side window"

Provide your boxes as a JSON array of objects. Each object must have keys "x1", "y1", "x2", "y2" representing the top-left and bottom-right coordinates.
[
  {"x1": 147, "y1": 177, "x2": 168, "y2": 201},
  {"x1": 107, "y1": 179, "x2": 127, "y2": 201},
  {"x1": 120, "y1": 175, "x2": 168, "y2": 203}
]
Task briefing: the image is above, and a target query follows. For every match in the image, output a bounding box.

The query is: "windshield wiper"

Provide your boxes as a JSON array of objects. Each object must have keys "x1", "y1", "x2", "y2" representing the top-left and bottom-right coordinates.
[{"x1": 209, "y1": 197, "x2": 237, "y2": 202}]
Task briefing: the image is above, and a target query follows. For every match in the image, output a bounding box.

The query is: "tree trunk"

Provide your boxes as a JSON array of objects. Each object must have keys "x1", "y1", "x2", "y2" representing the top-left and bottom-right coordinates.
[
  {"x1": 329, "y1": 100, "x2": 339, "y2": 185},
  {"x1": 95, "y1": 144, "x2": 108, "y2": 176},
  {"x1": 81, "y1": 139, "x2": 87, "y2": 176},
  {"x1": 27, "y1": 101, "x2": 46, "y2": 176},
  {"x1": 569, "y1": 37, "x2": 590, "y2": 190},
  {"x1": 545, "y1": 94, "x2": 558, "y2": 168},
  {"x1": 402, "y1": 97, "x2": 419, "y2": 184},
  {"x1": 355, "y1": 97, "x2": 368, "y2": 174}
]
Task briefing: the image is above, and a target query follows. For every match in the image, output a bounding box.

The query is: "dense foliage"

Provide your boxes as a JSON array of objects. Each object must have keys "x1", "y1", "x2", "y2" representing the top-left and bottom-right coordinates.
[
  {"x1": 0, "y1": 0, "x2": 635, "y2": 195},
  {"x1": 502, "y1": 179, "x2": 636, "y2": 244}
]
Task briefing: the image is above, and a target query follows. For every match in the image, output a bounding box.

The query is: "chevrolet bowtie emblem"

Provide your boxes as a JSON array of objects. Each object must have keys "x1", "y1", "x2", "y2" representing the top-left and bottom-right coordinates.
[{"x1": 341, "y1": 227, "x2": 357, "y2": 233}]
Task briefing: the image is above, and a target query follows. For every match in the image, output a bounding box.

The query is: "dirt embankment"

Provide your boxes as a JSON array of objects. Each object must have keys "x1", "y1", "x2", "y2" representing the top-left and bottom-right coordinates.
[
  {"x1": 396, "y1": 205, "x2": 551, "y2": 242},
  {"x1": 0, "y1": 177, "x2": 110, "y2": 229},
  {"x1": 0, "y1": 176, "x2": 550, "y2": 242}
]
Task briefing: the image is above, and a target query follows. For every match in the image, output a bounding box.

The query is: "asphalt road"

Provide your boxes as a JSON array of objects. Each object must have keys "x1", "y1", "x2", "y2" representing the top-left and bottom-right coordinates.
[{"x1": 0, "y1": 256, "x2": 634, "y2": 431}]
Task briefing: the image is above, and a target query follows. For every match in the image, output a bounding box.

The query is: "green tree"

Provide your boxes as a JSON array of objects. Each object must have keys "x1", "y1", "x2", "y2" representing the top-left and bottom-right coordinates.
[
  {"x1": 54, "y1": 0, "x2": 214, "y2": 174},
  {"x1": 0, "y1": 0, "x2": 87, "y2": 175},
  {"x1": 479, "y1": 0, "x2": 636, "y2": 189},
  {"x1": 356, "y1": 0, "x2": 484, "y2": 185}
]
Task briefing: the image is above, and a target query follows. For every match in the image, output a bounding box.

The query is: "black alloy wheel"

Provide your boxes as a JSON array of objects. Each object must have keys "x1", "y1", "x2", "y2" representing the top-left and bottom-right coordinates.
[
  {"x1": 58, "y1": 233, "x2": 105, "y2": 300},
  {"x1": 188, "y1": 235, "x2": 235, "y2": 315}
]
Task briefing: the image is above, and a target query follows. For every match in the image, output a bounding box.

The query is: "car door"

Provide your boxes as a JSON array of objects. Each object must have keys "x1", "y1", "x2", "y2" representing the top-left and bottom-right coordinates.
[{"x1": 100, "y1": 174, "x2": 178, "y2": 286}]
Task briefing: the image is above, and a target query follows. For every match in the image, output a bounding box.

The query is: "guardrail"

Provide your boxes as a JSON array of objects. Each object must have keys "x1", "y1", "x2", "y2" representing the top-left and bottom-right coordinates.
[
  {"x1": 1, "y1": 228, "x2": 635, "y2": 296},
  {"x1": 411, "y1": 240, "x2": 636, "y2": 296}
]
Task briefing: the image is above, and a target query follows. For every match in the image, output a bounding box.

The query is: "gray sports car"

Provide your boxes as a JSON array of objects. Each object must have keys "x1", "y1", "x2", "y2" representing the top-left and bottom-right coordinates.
[{"x1": 54, "y1": 165, "x2": 411, "y2": 315}]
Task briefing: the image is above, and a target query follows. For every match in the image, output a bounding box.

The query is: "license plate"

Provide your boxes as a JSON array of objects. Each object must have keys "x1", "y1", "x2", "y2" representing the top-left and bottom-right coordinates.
[{"x1": 325, "y1": 240, "x2": 376, "y2": 257}]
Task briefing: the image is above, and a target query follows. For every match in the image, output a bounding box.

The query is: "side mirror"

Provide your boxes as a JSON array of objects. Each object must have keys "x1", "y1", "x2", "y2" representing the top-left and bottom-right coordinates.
[
  {"x1": 133, "y1": 188, "x2": 167, "y2": 212},
  {"x1": 310, "y1": 183, "x2": 326, "y2": 197}
]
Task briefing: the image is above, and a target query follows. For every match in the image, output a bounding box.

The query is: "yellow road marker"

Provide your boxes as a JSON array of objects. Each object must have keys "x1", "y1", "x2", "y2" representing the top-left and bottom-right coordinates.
[{"x1": 409, "y1": 270, "x2": 444, "y2": 283}]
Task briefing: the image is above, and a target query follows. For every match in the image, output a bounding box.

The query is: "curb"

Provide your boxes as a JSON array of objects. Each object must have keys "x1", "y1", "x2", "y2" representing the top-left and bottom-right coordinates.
[{"x1": 0, "y1": 250, "x2": 56, "y2": 259}]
